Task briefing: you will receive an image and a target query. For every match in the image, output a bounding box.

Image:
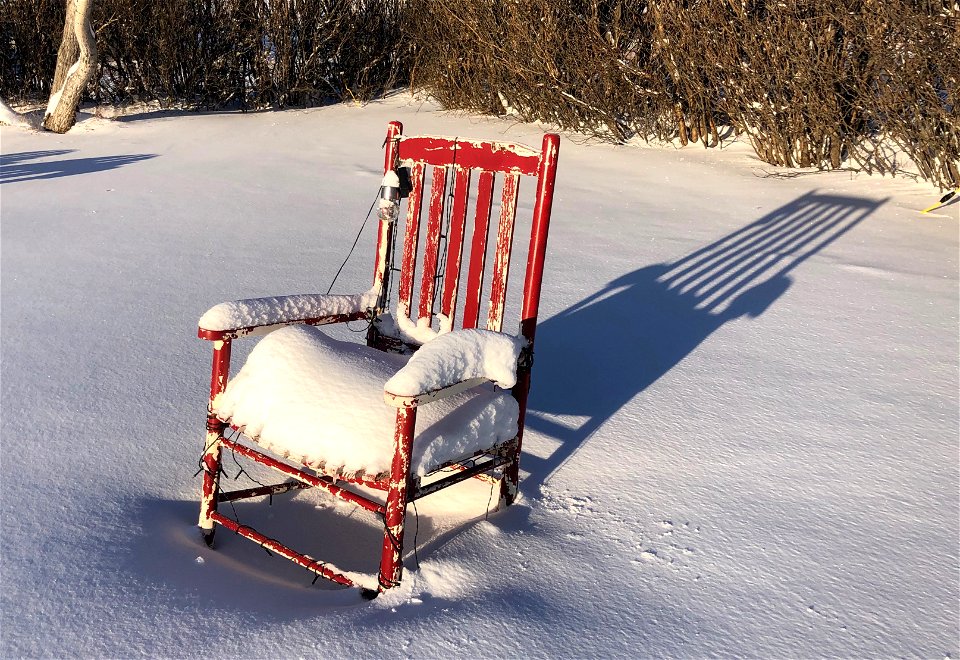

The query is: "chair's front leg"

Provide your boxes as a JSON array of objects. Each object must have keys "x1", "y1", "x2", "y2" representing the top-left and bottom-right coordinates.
[
  {"x1": 198, "y1": 339, "x2": 232, "y2": 545},
  {"x1": 376, "y1": 406, "x2": 416, "y2": 593}
]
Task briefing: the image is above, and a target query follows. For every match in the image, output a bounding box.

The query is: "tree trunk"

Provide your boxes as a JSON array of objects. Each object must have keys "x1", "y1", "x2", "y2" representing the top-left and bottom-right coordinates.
[
  {"x1": 50, "y1": 0, "x2": 80, "y2": 93},
  {"x1": 43, "y1": 0, "x2": 97, "y2": 134}
]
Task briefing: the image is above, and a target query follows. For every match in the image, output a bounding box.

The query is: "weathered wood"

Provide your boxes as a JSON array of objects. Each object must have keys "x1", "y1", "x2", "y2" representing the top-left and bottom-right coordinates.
[
  {"x1": 487, "y1": 173, "x2": 520, "y2": 332},
  {"x1": 397, "y1": 163, "x2": 425, "y2": 321},
  {"x1": 461, "y1": 170, "x2": 495, "y2": 329},
  {"x1": 418, "y1": 166, "x2": 448, "y2": 323},
  {"x1": 377, "y1": 407, "x2": 416, "y2": 592},
  {"x1": 372, "y1": 120, "x2": 404, "y2": 310},
  {"x1": 399, "y1": 136, "x2": 540, "y2": 175},
  {"x1": 439, "y1": 167, "x2": 472, "y2": 326}
]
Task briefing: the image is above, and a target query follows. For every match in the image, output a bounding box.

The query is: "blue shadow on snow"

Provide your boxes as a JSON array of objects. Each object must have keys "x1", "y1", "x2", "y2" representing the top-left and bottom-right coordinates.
[
  {"x1": 522, "y1": 190, "x2": 887, "y2": 491},
  {"x1": 0, "y1": 149, "x2": 156, "y2": 183}
]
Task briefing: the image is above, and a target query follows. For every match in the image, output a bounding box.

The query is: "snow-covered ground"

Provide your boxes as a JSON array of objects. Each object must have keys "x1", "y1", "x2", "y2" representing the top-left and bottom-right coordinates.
[{"x1": 1, "y1": 97, "x2": 957, "y2": 657}]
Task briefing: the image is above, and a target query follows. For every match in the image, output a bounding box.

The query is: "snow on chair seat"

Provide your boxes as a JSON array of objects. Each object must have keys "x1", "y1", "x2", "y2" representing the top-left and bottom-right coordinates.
[{"x1": 212, "y1": 324, "x2": 521, "y2": 479}]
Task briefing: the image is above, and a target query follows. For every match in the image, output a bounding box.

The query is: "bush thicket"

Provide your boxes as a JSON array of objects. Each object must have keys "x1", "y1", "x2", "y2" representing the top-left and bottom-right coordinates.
[
  {"x1": 1, "y1": 0, "x2": 956, "y2": 187},
  {"x1": 404, "y1": 0, "x2": 959, "y2": 187},
  {"x1": 1, "y1": 0, "x2": 404, "y2": 108}
]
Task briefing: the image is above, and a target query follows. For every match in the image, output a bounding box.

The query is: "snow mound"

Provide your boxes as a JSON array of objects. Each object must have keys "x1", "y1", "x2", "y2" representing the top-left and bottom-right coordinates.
[
  {"x1": 212, "y1": 325, "x2": 519, "y2": 476},
  {"x1": 0, "y1": 98, "x2": 34, "y2": 128},
  {"x1": 386, "y1": 328, "x2": 526, "y2": 396}
]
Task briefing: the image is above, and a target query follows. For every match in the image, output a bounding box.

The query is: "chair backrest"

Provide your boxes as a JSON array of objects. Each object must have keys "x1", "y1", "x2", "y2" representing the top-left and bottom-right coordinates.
[{"x1": 372, "y1": 121, "x2": 560, "y2": 349}]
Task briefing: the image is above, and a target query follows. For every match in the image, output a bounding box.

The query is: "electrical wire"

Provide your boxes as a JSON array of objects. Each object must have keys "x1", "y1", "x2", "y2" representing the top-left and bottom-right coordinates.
[{"x1": 326, "y1": 190, "x2": 380, "y2": 295}]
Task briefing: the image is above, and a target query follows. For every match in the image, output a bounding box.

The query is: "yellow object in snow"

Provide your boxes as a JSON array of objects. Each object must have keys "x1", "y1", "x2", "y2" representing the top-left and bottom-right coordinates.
[{"x1": 920, "y1": 189, "x2": 958, "y2": 214}]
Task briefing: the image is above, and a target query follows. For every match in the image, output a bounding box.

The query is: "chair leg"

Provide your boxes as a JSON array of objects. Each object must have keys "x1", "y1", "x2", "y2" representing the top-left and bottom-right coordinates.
[
  {"x1": 501, "y1": 372, "x2": 531, "y2": 507},
  {"x1": 199, "y1": 339, "x2": 231, "y2": 546},
  {"x1": 198, "y1": 423, "x2": 223, "y2": 546},
  {"x1": 375, "y1": 407, "x2": 416, "y2": 595},
  {"x1": 499, "y1": 446, "x2": 521, "y2": 507}
]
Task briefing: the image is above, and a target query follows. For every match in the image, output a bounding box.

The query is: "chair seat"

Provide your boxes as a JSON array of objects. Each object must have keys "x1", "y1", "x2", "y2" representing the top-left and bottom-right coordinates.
[{"x1": 212, "y1": 325, "x2": 520, "y2": 479}]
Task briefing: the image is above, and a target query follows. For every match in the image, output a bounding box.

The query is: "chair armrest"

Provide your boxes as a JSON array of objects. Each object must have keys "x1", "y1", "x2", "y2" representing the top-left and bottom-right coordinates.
[
  {"x1": 198, "y1": 288, "x2": 379, "y2": 340},
  {"x1": 383, "y1": 329, "x2": 527, "y2": 407}
]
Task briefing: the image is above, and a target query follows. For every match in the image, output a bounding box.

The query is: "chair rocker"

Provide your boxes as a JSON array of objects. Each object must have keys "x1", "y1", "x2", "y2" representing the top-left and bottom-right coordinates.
[{"x1": 196, "y1": 121, "x2": 560, "y2": 597}]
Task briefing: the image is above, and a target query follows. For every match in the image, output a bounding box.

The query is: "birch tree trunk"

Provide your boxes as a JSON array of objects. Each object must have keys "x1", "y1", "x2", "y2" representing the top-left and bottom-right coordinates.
[{"x1": 43, "y1": 0, "x2": 97, "y2": 134}]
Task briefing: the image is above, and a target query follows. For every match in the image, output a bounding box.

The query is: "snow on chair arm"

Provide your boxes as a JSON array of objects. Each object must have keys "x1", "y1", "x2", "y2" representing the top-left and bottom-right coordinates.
[
  {"x1": 198, "y1": 288, "x2": 379, "y2": 340},
  {"x1": 383, "y1": 329, "x2": 527, "y2": 407}
]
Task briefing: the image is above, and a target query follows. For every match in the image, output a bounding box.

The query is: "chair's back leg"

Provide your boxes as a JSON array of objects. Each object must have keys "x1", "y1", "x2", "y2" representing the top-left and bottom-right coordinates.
[
  {"x1": 500, "y1": 133, "x2": 561, "y2": 506},
  {"x1": 378, "y1": 406, "x2": 417, "y2": 592},
  {"x1": 198, "y1": 339, "x2": 232, "y2": 543}
]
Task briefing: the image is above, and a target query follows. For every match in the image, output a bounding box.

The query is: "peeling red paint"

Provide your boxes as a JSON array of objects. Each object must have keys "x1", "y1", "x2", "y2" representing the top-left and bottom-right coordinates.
[
  {"x1": 503, "y1": 133, "x2": 560, "y2": 505},
  {"x1": 221, "y1": 436, "x2": 386, "y2": 514},
  {"x1": 418, "y1": 165, "x2": 448, "y2": 323},
  {"x1": 399, "y1": 135, "x2": 541, "y2": 175},
  {"x1": 397, "y1": 162, "x2": 425, "y2": 321},
  {"x1": 373, "y1": 123, "x2": 402, "y2": 296},
  {"x1": 439, "y1": 166, "x2": 471, "y2": 324},
  {"x1": 378, "y1": 407, "x2": 416, "y2": 591},
  {"x1": 487, "y1": 173, "x2": 520, "y2": 332},
  {"x1": 462, "y1": 170, "x2": 495, "y2": 329}
]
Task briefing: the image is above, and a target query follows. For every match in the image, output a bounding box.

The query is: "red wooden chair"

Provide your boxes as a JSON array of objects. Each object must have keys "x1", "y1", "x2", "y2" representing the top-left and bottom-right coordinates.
[{"x1": 196, "y1": 121, "x2": 560, "y2": 598}]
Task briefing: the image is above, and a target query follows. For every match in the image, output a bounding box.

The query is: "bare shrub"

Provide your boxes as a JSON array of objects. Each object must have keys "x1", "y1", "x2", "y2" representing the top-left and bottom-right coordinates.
[
  {"x1": 2, "y1": 0, "x2": 955, "y2": 187},
  {"x1": 859, "y1": 1, "x2": 959, "y2": 186},
  {"x1": 254, "y1": 0, "x2": 405, "y2": 107},
  {"x1": 2, "y1": 0, "x2": 403, "y2": 108},
  {"x1": 0, "y1": 0, "x2": 64, "y2": 101},
  {"x1": 405, "y1": 0, "x2": 957, "y2": 188},
  {"x1": 402, "y1": 0, "x2": 667, "y2": 141},
  {"x1": 682, "y1": 0, "x2": 868, "y2": 168}
]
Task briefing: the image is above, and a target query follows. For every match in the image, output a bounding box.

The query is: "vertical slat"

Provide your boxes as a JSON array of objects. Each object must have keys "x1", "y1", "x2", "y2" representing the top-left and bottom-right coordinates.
[
  {"x1": 397, "y1": 163, "x2": 425, "y2": 320},
  {"x1": 439, "y1": 166, "x2": 472, "y2": 327},
  {"x1": 418, "y1": 165, "x2": 448, "y2": 322},
  {"x1": 486, "y1": 173, "x2": 520, "y2": 331},
  {"x1": 462, "y1": 170, "x2": 496, "y2": 329}
]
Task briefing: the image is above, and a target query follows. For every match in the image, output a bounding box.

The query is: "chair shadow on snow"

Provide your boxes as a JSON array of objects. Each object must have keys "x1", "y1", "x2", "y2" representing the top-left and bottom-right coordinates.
[
  {"x1": 0, "y1": 149, "x2": 156, "y2": 183},
  {"x1": 522, "y1": 190, "x2": 887, "y2": 492}
]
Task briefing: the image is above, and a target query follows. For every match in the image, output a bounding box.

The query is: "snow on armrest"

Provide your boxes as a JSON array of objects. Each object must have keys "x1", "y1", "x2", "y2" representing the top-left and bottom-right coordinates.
[
  {"x1": 198, "y1": 288, "x2": 379, "y2": 339},
  {"x1": 384, "y1": 329, "x2": 527, "y2": 406}
]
